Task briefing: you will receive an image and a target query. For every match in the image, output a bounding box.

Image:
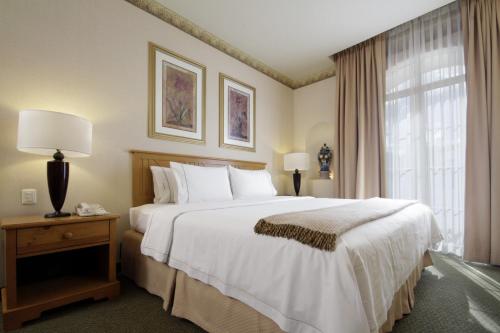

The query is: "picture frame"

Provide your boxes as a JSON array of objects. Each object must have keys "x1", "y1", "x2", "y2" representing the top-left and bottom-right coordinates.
[
  {"x1": 219, "y1": 73, "x2": 256, "y2": 152},
  {"x1": 148, "y1": 42, "x2": 206, "y2": 144}
]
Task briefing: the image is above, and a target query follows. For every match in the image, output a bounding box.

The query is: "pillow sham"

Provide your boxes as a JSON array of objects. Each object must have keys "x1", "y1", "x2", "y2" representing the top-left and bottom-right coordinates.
[
  {"x1": 228, "y1": 165, "x2": 277, "y2": 199},
  {"x1": 150, "y1": 166, "x2": 177, "y2": 204},
  {"x1": 171, "y1": 165, "x2": 189, "y2": 204},
  {"x1": 170, "y1": 162, "x2": 233, "y2": 203}
]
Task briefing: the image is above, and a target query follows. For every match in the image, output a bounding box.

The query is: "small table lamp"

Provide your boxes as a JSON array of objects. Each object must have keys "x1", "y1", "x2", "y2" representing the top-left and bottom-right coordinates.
[
  {"x1": 17, "y1": 110, "x2": 92, "y2": 218},
  {"x1": 284, "y1": 152, "x2": 310, "y2": 196}
]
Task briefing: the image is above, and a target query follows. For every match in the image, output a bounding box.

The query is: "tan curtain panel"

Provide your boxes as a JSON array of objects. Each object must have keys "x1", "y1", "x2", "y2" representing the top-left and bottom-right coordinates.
[
  {"x1": 461, "y1": 0, "x2": 500, "y2": 264},
  {"x1": 333, "y1": 34, "x2": 386, "y2": 199}
]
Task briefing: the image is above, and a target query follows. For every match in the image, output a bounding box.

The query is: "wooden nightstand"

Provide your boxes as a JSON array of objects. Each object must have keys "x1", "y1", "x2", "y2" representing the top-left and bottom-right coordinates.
[{"x1": 0, "y1": 214, "x2": 121, "y2": 330}]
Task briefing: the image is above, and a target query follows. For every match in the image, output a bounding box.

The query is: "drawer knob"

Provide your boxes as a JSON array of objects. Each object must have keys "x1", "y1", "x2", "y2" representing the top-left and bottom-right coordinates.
[{"x1": 63, "y1": 232, "x2": 73, "y2": 239}]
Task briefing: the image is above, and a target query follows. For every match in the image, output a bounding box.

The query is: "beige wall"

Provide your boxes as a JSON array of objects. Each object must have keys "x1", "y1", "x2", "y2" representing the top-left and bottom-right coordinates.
[
  {"x1": 0, "y1": 0, "x2": 294, "y2": 283},
  {"x1": 292, "y1": 77, "x2": 337, "y2": 196}
]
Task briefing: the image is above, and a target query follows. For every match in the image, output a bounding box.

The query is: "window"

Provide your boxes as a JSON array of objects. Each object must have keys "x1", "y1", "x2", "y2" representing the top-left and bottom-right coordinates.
[{"x1": 385, "y1": 2, "x2": 466, "y2": 256}]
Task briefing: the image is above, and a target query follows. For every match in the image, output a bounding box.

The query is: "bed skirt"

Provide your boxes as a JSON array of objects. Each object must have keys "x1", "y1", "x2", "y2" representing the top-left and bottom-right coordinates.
[
  {"x1": 122, "y1": 229, "x2": 432, "y2": 333},
  {"x1": 121, "y1": 229, "x2": 177, "y2": 310}
]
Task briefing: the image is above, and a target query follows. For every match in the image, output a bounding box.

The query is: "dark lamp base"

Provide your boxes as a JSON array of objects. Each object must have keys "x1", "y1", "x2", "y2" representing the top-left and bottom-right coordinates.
[
  {"x1": 293, "y1": 169, "x2": 301, "y2": 196},
  {"x1": 44, "y1": 211, "x2": 71, "y2": 218},
  {"x1": 47, "y1": 152, "x2": 70, "y2": 219}
]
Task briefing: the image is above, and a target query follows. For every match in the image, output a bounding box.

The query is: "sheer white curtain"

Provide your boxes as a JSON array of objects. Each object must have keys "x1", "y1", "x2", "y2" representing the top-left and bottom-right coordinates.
[{"x1": 385, "y1": 1, "x2": 467, "y2": 256}]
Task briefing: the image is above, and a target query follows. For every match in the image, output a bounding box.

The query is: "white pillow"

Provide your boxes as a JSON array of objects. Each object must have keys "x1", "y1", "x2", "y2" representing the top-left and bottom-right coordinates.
[
  {"x1": 150, "y1": 166, "x2": 177, "y2": 204},
  {"x1": 170, "y1": 162, "x2": 233, "y2": 203},
  {"x1": 228, "y1": 165, "x2": 277, "y2": 199},
  {"x1": 171, "y1": 165, "x2": 189, "y2": 204}
]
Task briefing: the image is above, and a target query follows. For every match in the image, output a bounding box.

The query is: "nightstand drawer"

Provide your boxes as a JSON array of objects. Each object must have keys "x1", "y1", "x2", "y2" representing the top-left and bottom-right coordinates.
[{"x1": 17, "y1": 221, "x2": 110, "y2": 256}]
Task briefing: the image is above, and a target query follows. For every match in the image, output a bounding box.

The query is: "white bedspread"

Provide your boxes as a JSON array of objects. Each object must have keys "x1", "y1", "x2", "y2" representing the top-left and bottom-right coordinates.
[{"x1": 137, "y1": 197, "x2": 442, "y2": 333}]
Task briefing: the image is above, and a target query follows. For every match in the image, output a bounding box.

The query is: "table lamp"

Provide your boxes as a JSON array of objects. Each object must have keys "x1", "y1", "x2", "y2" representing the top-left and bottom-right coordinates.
[
  {"x1": 17, "y1": 110, "x2": 92, "y2": 218},
  {"x1": 284, "y1": 152, "x2": 309, "y2": 196}
]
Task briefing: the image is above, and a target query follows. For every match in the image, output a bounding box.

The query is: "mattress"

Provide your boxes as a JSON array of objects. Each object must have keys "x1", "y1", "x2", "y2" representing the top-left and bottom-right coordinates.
[{"x1": 133, "y1": 196, "x2": 442, "y2": 333}]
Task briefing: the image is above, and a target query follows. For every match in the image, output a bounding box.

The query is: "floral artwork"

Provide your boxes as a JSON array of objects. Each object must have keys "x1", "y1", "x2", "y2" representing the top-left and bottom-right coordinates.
[
  {"x1": 219, "y1": 74, "x2": 255, "y2": 151},
  {"x1": 228, "y1": 87, "x2": 250, "y2": 142},
  {"x1": 162, "y1": 62, "x2": 197, "y2": 132},
  {"x1": 149, "y1": 42, "x2": 205, "y2": 144}
]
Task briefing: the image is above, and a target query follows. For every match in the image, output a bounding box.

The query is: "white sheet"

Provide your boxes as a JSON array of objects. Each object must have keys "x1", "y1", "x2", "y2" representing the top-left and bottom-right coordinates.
[
  {"x1": 129, "y1": 204, "x2": 156, "y2": 234},
  {"x1": 139, "y1": 197, "x2": 442, "y2": 333}
]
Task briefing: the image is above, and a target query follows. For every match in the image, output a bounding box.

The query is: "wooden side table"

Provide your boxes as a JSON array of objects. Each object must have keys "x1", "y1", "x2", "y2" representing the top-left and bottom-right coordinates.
[{"x1": 1, "y1": 214, "x2": 121, "y2": 330}]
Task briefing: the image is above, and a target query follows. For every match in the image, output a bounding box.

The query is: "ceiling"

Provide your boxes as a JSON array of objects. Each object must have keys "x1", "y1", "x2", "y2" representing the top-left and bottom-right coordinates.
[{"x1": 153, "y1": 0, "x2": 454, "y2": 87}]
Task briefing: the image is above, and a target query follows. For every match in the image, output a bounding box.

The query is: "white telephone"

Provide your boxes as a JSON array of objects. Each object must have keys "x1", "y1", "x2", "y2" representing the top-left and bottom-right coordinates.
[{"x1": 76, "y1": 203, "x2": 109, "y2": 217}]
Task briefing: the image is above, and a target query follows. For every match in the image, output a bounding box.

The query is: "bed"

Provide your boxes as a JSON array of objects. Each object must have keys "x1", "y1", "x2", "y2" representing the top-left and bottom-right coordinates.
[{"x1": 122, "y1": 150, "x2": 441, "y2": 333}]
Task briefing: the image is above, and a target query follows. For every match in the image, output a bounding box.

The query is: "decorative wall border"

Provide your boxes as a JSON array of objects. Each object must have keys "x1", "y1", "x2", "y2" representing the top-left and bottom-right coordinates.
[
  {"x1": 125, "y1": 0, "x2": 335, "y2": 89},
  {"x1": 295, "y1": 68, "x2": 336, "y2": 88}
]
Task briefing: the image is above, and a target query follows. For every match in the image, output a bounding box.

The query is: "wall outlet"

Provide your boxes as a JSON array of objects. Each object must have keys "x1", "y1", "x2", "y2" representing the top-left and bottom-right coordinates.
[{"x1": 21, "y1": 189, "x2": 37, "y2": 205}]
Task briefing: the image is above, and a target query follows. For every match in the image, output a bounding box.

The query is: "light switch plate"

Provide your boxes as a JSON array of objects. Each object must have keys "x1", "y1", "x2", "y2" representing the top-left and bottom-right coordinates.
[{"x1": 21, "y1": 189, "x2": 37, "y2": 205}]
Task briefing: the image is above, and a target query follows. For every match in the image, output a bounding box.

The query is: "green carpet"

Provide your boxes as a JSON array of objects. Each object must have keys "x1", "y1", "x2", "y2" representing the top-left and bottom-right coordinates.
[
  {"x1": 392, "y1": 253, "x2": 500, "y2": 333},
  {"x1": 2, "y1": 253, "x2": 499, "y2": 333}
]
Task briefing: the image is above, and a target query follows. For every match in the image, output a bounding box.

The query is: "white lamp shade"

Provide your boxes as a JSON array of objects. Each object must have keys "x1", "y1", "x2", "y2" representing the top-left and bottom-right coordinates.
[
  {"x1": 17, "y1": 110, "x2": 92, "y2": 157},
  {"x1": 284, "y1": 152, "x2": 310, "y2": 171}
]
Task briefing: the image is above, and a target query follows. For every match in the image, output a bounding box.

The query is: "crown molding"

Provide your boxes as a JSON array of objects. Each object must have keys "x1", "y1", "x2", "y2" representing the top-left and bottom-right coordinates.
[
  {"x1": 125, "y1": 0, "x2": 335, "y2": 89},
  {"x1": 292, "y1": 67, "x2": 336, "y2": 89}
]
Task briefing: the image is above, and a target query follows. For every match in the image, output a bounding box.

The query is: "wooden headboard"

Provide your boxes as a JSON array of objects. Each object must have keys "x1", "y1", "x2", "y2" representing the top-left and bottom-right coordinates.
[{"x1": 131, "y1": 150, "x2": 266, "y2": 206}]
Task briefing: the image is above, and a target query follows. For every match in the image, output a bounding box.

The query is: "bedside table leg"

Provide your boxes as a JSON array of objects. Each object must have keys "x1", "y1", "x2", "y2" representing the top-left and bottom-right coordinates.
[
  {"x1": 4, "y1": 230, "x2": 17, "y2": 308},
  {"x1": 108, "y1": 219, "x2": 117, "y2": 281},
  {"x1": 3, "y1": 312, "x2": 24, "y2": 331}
]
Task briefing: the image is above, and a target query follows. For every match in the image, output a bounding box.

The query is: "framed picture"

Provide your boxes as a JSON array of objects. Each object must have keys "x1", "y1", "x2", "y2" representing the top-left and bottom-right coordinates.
[
  {"x1": 149, "y1": 42, "x2": 206, "y2": 144},
  {"x1": 219, "y1": 73, "x2": 256, "y2": 152}
]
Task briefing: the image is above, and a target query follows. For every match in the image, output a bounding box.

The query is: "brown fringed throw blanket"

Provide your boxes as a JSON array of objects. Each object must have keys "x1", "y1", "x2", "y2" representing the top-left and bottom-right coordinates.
[{"x1": 254, "y1": 198, "x2": 416, "y2": 251}]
